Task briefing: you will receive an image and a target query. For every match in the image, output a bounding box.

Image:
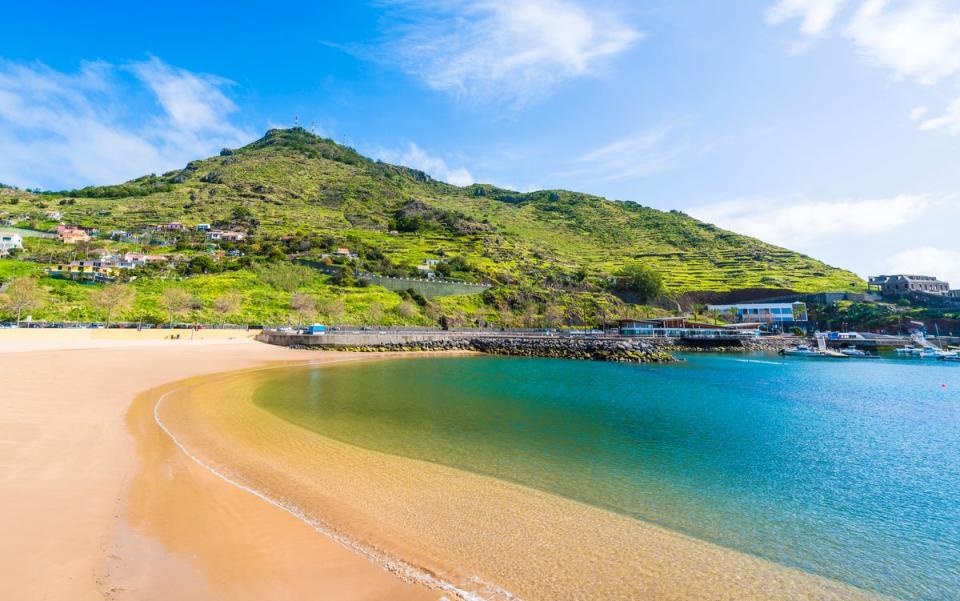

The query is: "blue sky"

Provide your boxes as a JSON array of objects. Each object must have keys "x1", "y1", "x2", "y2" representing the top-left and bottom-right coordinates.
[{"x1": 2, "y1": 0, "x2": 960, "y2": 286}]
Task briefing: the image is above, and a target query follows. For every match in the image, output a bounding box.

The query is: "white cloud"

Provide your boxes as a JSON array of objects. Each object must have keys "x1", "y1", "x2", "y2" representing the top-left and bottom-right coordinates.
[
  {"x1": 846, "y1": 0, "x2": 960, "y2": 85},
  {"x1": 765, "y1": 1, "x2": 960, "y2": 135},
  {"x1": 385, "y1": 0, "x2": 642, "y2": 104},
  {"x1": 376, "y1": 142, "x2": 475, "y2": 186},
  {"x1": 766, "y1": 0, "x2": 846, "y2": 36},
  {"x1": 689, "y1": 195, "x2": 934, "y2": 248},
  {"x1": 844, "y1": 0, "x2": 960, "y2": 135},
  {"x1": 571, "y1": 124, "x2": 689, "y2": 182},
  {"x1": 0, "y1": 58, "x2": 253, "y2": 190},
  {"x1": 130, "y1": 57, "x2": 241, "y2": 135},
  {"x1": 918, "y1": 96, "x2": 960, "y2": 133},
  {"x1": 883, "y1": 246, "x2": 960, "y2": 286}
]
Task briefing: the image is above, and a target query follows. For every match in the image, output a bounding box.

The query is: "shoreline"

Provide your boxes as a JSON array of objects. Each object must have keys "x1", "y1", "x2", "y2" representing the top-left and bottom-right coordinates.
[
  {"x1": 0, "y1": 332, "x2": 439, "y2": 601},
  {"x1": 146, "y1": 355, "x2": 484, "y2": 601},
  {"x1": 149, "y1": 356, "x2": 887, "y2": 601}
]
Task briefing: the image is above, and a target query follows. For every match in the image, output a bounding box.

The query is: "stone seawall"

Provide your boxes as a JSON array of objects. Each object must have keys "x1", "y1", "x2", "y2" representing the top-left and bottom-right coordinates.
[
  {"x1": 264, "y1": 334, "x2": 674, "y2": 363},
  {"x1": 258, "y1": 331, "x2": 798, "y2": 363}
]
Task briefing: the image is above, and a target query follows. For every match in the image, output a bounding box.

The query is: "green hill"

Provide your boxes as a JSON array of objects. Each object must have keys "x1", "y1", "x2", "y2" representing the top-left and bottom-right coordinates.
[{"x1": 0, "y1": 128, "x2": 863, "y2": 326}]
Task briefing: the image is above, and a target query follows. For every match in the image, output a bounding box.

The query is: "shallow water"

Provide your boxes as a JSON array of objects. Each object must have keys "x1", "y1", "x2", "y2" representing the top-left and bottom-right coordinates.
[{"x1": 252, "y1": 353, "x2": 960, "y2": 601}]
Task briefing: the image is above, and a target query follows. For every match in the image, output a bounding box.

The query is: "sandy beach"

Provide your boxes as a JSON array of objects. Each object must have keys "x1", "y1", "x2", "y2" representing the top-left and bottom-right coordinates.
[
  {"x1": 152, "y1": 359, "x2": 887, "y2": 601},
  {"x1": 1, "y1": 330, "x2": 886, "y2": 601},
  {"x1": 0, "y1": 331, "x2": 436, "y2": 601}
]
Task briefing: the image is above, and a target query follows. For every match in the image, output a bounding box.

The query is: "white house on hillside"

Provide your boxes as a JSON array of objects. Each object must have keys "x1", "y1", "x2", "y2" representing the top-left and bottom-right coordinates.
[{"x1": 0, "y1": 232, "x2": 23, "y2": 255}]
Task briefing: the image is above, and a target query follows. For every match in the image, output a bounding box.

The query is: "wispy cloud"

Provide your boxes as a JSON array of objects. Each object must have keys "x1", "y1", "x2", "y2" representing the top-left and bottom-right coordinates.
[
  {"x1": 380, "y1": 0, "x2": 642, "y2": 105},
  {"x1": 0, "y1": 57, "x2": 253, "y2": 190},
  {"x1": 845, "y1": 0, "x2": 960, "y2": 134},
  {"x1": 883, "y1": 246, "x2": 960, "y2": 286},
  {"x1": 766, "y1": 1, "x2": 960, "y2": 135},
  {"x1": 569, "y1": 123, "x2": 689, "y2": 182},
  {"x1": 846, "y1": 0, "x2": 960, "y2": 85},
  {"x1": 376, "y1": 142, "x2": 475, "y2": 186},
  {"x1": 689, "y1": 194, "x2": 934, "y2": 248},
  {"x1": 766, "y1": 0, "x2": 847, "y2": 36},
  {"x1": 918, "y1": 97, "x2": 960, "y2": 134}
]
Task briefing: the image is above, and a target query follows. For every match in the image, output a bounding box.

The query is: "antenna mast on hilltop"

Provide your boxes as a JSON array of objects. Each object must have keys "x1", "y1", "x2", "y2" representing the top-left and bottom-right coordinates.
[
  {"x1": 310, "y1": 121, "x2": 317, "y2": 135},
  {"x1": 294, "y1": 115, "x2": 300, "y2": 128}
]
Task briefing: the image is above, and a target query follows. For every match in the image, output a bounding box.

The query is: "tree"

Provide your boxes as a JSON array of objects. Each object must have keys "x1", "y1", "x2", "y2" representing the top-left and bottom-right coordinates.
[
  {"x1": 0, "y1": 277, "x2": 47, "y2": 326},
  {"x1": 212, "y1": 292, "x2": 243, "y2": 326},
  {"x1": 90, "y1": 284, "x2": 135, "y2": 327},
  {"x1": 161, "y1": 288, "x2": 194, "y2": 327},
  {"x1": 290, "y1": 292, "x2": 317, "y2": 326},
  {"x1": 521, "y1": 304, "x2": 540, "y2": 328},
  {"x1": 365, "y1": 301, "x2": 384, "y2": 324},
  {"x1": 332, "y1": 267, "x2": 357, "y2": 287},
  {"x1": 544, "y1": 304, "x2": 564, "y2": 328},
  {"x1": 395, "y1": 300, "x2": 418, "y2": 319},
  {"x1": 184, "y1": 255, "x2": 217, "y2": 275},
  {"x1": 618, "y1": 262, "x2": 664, "y2": 303},
  {"x1": 709, "y1": 308, "x2": 722, "y2": 325},
  {"x1": 320, "y1": 298, "x2": 345, "y2": 323},
  {"x1": 691, "y1": 303, "x2": 706, "y2": 322}
]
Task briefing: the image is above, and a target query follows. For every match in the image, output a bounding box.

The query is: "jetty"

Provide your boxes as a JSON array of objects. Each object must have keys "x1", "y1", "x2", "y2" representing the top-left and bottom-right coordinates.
[{"x1": 255, "y1": 327, "x2": 791, "y2": 363}]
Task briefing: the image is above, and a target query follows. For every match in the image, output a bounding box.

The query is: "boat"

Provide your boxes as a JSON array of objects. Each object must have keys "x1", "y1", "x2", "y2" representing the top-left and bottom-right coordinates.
[
  {"x1": 895, "y1": 347, "x2": 920, "y2": 356},
  {"x1": 780, "y1": 344, "x2": 821, "y2": 357},
  {"x1": 919, "y1": 348, "x2": 955, "y2": 360},
  {"x1": 840, "y1": 347, "x2": 877, "y2": 358},
  {"x1": 779, "y1": 341, "x2": 849, "y2": 359},
  {"x1": 941, "y1": 354, "x2": 960, "y2": 362}
]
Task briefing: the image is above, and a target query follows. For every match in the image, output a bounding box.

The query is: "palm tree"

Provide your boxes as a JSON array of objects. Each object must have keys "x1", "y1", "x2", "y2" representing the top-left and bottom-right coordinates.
[{"x1": 691, "y1": 303, "x2": 706, "y2": 322}]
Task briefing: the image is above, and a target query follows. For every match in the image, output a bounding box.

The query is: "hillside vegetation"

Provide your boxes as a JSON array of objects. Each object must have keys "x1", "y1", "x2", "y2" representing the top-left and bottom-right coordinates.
[{"x1": 0, "y1": 128, "x2": 863, "y2": 326}]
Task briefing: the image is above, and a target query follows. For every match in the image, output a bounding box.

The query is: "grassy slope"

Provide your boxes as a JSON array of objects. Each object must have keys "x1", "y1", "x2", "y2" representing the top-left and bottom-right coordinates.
[{"x1": 0, "y1": 128, "x2": 863, "y2": 325}]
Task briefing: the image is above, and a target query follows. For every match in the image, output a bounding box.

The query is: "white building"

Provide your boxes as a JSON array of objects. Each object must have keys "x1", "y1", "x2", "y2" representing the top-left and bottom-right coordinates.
[
  {"x1": 207, "y1": 230, "x2": 246, "y2": 242},
  {"x1": 0, "y1": 232, "x2": 23, "y2": 255},
  {"x1": 707, "y1": 302, "x2": 809, "y2": 324}
]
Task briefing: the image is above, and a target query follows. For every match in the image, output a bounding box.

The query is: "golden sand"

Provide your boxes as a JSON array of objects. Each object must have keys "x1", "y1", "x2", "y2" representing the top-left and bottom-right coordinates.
[
  {"x1": 0, "y1": 333, "x2": 435, "y2": 601},
  {"x1": 151, "y1": 360, "x2": 888, "y2": 601}
]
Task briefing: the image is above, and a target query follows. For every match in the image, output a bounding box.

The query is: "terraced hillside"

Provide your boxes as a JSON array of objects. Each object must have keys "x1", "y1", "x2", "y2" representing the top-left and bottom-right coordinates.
[{"x1": 0, "y1": 128, "x2": 863, "y2": 326}]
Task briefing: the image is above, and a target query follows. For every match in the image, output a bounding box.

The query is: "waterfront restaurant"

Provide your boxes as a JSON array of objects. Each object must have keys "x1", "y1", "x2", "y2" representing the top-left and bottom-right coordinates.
[
  {"x1": 706, "y1": 302, "x2": 809, "y2": 324},
  {"x1": 618, "y1": 318, "x2": 758, "y2": 339}
]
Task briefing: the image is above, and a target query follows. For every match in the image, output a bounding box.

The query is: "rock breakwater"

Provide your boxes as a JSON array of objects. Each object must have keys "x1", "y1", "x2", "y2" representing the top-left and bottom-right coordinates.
[{"x1": 302, "y1": 336, "x2": 676, "y2": 363}]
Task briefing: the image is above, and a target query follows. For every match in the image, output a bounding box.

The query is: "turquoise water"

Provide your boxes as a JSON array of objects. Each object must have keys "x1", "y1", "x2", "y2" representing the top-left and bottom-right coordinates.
[{"x1": 253, "y1": 354, "x2": 960, "y2": 600}]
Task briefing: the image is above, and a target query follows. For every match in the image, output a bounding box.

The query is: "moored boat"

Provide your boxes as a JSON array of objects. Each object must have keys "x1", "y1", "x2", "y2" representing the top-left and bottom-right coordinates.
[
  {"x1": 779, "y1": 344, "x2": 849, "y2": 358},
  {"x1": 840, "y1": 347, "x2": 877, "y2": 358}
]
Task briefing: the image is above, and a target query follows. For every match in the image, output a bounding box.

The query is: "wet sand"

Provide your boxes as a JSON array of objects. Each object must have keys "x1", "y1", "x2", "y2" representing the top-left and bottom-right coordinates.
[
  {"x1": 0, "y1": 333, "x2": 436, "y2": 601},
  {"x1": 153, "y1": 360, "x2": 888, "y2": 601}
]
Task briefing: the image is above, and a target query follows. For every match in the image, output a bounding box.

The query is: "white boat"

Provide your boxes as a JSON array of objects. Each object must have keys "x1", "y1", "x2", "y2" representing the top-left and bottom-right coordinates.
[
  {"x1": 841, "y1": 347, "x2": 877, "y2": 358},
  {"x1": 895, "y1": 347, "x2": 920, "y2": 356},
  {"x1": 941, "y1": 354, "x2": 960, "y2": 362},
  {"x1": 781, "y1": 344, "x2": 820, "y2": 356},
  {"x1": 780, "y1": 343, "x2": 849, "y2": 358}
]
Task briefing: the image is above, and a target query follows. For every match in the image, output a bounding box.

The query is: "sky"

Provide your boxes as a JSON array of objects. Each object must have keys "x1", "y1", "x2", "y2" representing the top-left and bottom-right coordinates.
[{"x1": 2, "y1": 0, "x2": 959, "y2": 286}]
